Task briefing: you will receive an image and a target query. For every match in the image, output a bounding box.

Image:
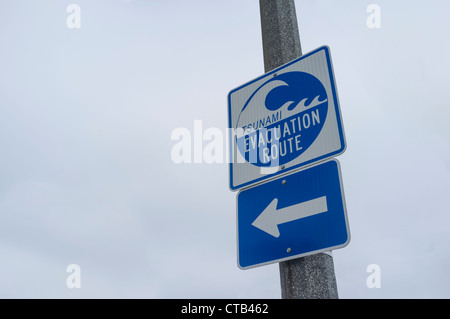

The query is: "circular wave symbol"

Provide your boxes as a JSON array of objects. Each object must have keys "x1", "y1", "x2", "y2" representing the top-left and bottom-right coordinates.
[{"x1": 236, "y1": 71, "x2": 328, "y2": 167}]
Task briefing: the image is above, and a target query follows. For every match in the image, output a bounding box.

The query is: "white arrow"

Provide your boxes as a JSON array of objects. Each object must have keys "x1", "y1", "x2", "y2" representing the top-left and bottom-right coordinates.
[{"x1": 252, "y1": 196, "x2": 328, "y2": 238}]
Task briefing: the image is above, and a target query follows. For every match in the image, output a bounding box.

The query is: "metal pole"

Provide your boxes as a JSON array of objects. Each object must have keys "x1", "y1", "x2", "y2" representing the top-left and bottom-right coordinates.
[{"x1": 259, "y1": 0, "x2": 339, "y2": 299}]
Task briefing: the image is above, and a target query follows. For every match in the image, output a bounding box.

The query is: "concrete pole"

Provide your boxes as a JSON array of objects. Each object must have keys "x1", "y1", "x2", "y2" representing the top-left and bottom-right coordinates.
[
  {"x1": 259, "y1": 0, "x2": 339, "y2": 299},
  {"x1": 259, "y1": 0, "x2": 301, "y2": 73}
]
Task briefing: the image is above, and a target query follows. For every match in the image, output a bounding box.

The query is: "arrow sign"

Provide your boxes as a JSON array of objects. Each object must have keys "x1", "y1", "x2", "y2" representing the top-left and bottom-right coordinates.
[
  {"x1": 237, "y1": 159, "x2": 350, "y2": 269},
  {"x1": 252, "y1": 196, "x2": 328, "y2": 238}
]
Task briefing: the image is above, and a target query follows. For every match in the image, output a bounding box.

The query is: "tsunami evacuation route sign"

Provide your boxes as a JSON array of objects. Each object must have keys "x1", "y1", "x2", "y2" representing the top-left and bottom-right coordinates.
[{"x1": 227, "y1": 46, "x2": 346, "y2": 191}]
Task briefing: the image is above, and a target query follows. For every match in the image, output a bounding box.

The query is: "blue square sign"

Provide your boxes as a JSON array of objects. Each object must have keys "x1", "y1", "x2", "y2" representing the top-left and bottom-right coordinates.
[{"x1": 237, "y1": 159, "x2": 350, "y2": 269}]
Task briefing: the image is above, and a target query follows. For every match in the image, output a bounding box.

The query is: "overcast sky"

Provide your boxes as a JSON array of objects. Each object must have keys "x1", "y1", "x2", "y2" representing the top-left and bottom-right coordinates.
[{"x1": 0, "y1": 0, "x2": 449, "y2": 298}]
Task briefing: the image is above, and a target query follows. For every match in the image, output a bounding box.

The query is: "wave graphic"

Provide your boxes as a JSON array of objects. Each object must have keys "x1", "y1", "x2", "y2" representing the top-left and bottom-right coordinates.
[
  {"x1": 291, "y1": 96, "x2": 328, "y2": 111},
  {"x1": 234, "y1": 71, "x2": 329, "y2": 167}
]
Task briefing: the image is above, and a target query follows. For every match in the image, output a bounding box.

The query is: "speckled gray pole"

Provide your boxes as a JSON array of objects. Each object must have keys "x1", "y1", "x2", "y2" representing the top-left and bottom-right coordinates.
[{"x1": 259, "y1": 0, "x2": 339, "y2": 299}]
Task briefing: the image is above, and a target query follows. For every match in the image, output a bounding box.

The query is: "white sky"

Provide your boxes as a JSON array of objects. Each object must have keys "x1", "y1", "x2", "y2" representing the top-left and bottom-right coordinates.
[{"x1": 0, "y1": 0, "x2": 449, "y2": 298}]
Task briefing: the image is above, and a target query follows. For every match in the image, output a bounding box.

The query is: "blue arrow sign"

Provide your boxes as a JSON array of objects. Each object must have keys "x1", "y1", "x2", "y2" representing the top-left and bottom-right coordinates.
[{"x1": 237, "y1": 159, "x2": 350, "y2": 269}]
